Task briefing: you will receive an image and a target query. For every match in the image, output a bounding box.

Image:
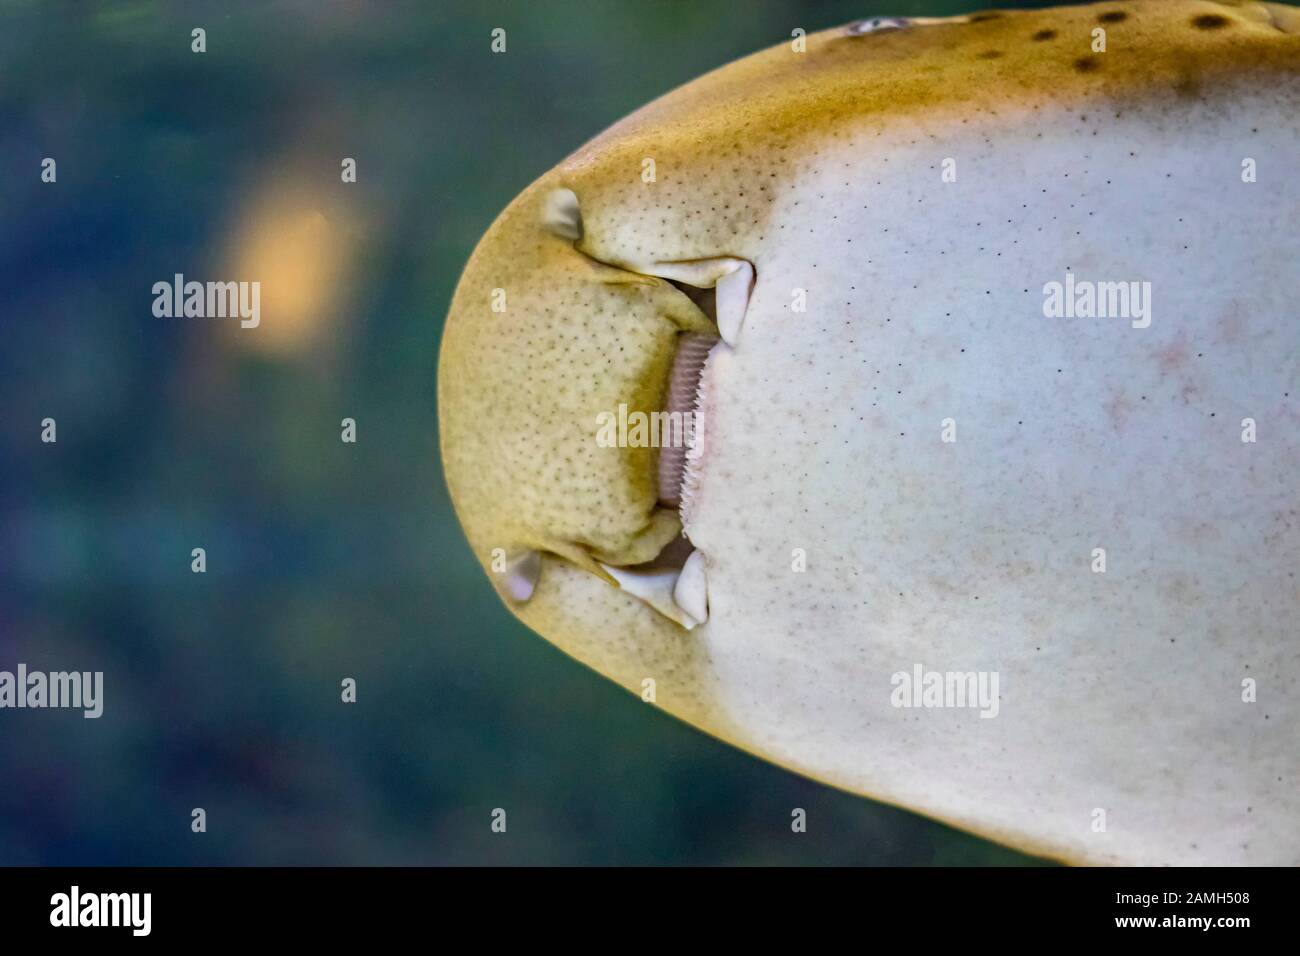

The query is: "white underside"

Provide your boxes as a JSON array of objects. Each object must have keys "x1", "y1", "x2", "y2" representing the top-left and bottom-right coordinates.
[{"x1": 683, "y1": 85, "x2": 1300, "y2": 864}]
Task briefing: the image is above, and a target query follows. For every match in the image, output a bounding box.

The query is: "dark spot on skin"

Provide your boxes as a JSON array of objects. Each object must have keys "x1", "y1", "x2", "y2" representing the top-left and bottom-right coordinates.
[
  {"x1": 1032, "y1": 28, "x2": 1058, "y2": 41},
  {"x1": 1192, "y1": 13, "x2": 1232, "y2": 29},
  {"x1": 970, "y1": 12, "x2": 1004, "y2": 22},
  {"x1": 1098, "y1": 11, "x2": 1129, "y2": 23},
  {"x1": 1074, "y1": 56, "x2": 1101, "y2": 73},
  {"x1": 977, "y1": 49, "x2": 1004, "y2": 59}
]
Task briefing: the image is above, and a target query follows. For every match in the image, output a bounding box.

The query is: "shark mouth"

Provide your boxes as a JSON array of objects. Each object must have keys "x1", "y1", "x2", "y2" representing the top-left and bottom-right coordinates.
[
  {"x1": 602, "y1": 260, "x2": 754, "y2": 629},
  {"x1": 599, "y1": 321, "x2": 722, "y2": 631},
  {"x1": 534, "y1": 189, "x2": 760, "y2": 628},
  {"x1": 657, "y1": 330, "x2": 717, "y2": 510}
]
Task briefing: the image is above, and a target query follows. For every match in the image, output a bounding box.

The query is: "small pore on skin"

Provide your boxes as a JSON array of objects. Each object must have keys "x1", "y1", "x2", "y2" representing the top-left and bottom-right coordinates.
[
  {"x1": 1032, "y1": 28, "x2": 1058, "y2": 41},
  {"x1": 1098, "y1": 10, "x2": 1129, "y2": 23}
]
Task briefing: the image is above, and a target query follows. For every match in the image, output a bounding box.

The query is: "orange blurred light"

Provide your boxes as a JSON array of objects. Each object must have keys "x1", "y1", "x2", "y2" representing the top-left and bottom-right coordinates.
[{"x1": 225, "y1": 179, "x2": 354, "y2": 356}]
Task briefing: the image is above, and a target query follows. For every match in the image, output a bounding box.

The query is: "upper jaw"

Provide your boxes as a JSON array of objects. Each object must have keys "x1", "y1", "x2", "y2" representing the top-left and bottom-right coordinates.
[{"x1": 440, "y1": 178, "x2": 757, "y2": 629}]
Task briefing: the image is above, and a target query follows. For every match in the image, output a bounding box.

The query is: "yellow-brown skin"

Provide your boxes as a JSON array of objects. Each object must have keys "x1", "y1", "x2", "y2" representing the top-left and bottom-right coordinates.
[{"x1": 438, "y1": 1, "x2": 1300, "y2": 859}]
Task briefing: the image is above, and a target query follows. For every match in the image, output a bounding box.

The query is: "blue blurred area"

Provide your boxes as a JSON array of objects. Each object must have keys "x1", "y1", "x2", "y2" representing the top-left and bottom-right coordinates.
[{"x1": 0, "y1": 0, "x2": 1052, "y2": 864}]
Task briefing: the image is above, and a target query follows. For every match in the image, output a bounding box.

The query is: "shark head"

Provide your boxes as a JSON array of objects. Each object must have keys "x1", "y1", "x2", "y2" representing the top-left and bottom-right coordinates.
[{"x1": 440, "y1": 1, "x2": 1300, "y2": 864}]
